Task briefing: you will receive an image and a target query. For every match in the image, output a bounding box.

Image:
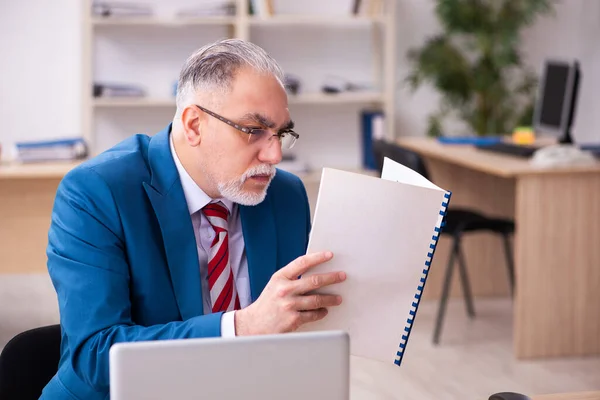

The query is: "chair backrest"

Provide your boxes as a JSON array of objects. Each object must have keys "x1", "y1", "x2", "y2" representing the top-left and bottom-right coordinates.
[
  {"x1": 0, "y1": 325, "x2": 61, "y2": 400},
  {"x1": 371, "y1": 139, "x2": 431, "y2": 179}
]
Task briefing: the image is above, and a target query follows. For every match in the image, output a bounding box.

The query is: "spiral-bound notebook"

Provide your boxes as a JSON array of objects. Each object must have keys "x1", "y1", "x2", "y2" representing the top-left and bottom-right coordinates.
[{"x1": 299, "y1": 157, "x2": 451, "y2": 366}]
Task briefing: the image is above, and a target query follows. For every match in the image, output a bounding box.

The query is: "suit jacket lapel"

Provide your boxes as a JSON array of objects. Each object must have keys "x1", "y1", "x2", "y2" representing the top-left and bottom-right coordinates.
[
  {"x1": 144, "y1": 125, "x2": 204, "y2": 320},
  {"x1": 240, "y1": 196, "x2": 277, "y2": 301}
]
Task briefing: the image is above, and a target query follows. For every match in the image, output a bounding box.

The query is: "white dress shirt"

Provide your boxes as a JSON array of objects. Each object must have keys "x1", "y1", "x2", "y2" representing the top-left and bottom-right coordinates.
[{"x1": 170, "y1": 136, "x2": 251, "y2": 336}]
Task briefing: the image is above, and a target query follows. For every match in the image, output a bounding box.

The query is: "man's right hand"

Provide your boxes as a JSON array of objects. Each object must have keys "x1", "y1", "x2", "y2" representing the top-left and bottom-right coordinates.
[{"x1": 234, "y1": 251, "x2": 345, "y2": 336}]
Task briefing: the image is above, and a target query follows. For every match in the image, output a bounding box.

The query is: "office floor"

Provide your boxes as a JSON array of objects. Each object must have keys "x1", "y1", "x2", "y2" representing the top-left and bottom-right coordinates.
[{"x1": 1, "y1": 274, "x2": 599, "y2": 399}]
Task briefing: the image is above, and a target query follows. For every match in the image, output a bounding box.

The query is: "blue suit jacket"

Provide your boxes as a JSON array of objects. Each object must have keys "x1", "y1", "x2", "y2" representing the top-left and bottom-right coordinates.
[{"x1": 41, "y1": 125, "x2": 311, "y2": 399}]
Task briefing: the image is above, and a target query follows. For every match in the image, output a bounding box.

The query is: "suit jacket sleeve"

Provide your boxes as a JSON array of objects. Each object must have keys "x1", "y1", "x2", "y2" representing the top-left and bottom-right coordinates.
[
  {"x1": 298, "y1": 176, "x2": 312, "y2": 251},
  {"x1": 47, "y1": 166, "x2": 222, "y2": 393}
]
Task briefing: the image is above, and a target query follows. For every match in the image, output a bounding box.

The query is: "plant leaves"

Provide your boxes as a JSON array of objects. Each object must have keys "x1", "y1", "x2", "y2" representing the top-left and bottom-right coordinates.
[{"x1": 404, "y1": 0, "x2": 555, "y2": 136}]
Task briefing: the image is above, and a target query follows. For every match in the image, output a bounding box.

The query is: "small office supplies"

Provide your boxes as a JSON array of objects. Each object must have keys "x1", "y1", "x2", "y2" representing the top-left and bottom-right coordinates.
[
  {"x1": 437, "y1": 136, "x2": 503, "y2": 145},
  {"x1": 299, "y1": 157, "x2": 450, "y2": 366},
  {"x1": 512, "y1": 127, "x2": 535, "y2": 145},
  {"x1": 529, "y1": 144, "x2": 596, "y2": 167},
  {"x1": 283, "y1": 74, "x2": 301, "y2": 95}
]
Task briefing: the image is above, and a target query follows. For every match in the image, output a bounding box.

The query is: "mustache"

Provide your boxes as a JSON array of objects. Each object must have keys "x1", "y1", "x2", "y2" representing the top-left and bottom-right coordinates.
[{"x1": 241, "y1": 164, "x2": 276, "y2": 182}]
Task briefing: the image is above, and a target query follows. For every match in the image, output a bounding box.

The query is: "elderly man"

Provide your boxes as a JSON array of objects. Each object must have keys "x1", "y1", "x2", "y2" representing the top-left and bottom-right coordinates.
[{"x1": 41, "y1": 38, "x2": 346, "y2": 399}]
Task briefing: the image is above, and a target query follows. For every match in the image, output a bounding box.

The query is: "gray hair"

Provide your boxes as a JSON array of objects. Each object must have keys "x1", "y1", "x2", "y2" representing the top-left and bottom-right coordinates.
[{"x1": 175, "y1": 38, "x2": 285, "y2": 114}]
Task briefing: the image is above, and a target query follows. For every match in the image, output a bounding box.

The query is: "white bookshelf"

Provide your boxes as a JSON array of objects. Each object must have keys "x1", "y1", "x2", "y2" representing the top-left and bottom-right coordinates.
[
  {"x1": 93, "y1": 91, "x2": 385, "y2": 108},
  {"x1": 82, "y1": 0, "x2": 396, "y2": 173},
  {"x1": 91, "y1": 15, "x2": 383, "y2": 27},
  {"x1": 290, "y1": 91, "x2": 384, "y2": 105},
  {"x1": 93, "y1": 98, "x2": 176, "y2": 108},
  {"x1": 92, "y1": 16, "x2": 237, "y2": 26},
  {"x1": 247, "y1": 15, "x2": 385, "y2": 26}
]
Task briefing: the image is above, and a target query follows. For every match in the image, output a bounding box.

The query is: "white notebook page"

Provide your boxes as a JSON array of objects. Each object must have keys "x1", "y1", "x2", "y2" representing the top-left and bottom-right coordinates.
[{"x1": 298, "y1": 159, "x2": 448, "y2": 365}]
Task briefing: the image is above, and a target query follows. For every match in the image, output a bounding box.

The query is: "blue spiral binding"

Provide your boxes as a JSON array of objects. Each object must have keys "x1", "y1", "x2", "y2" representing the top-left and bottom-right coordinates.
[{"x1": 394, "y1": 190, "x2": 452, "y2": 366}]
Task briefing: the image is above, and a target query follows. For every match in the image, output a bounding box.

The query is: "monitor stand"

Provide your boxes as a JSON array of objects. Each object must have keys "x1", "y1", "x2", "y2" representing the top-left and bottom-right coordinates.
[{"x1": 559, "y1": 129, "x2": 573, "y2": 144}]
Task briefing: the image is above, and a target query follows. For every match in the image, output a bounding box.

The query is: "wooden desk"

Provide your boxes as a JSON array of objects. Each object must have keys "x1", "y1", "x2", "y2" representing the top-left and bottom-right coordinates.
[
  {"x1": 349, "y1": 355, "x2": 599, "y2": 399},
  {"x1": 0, "y1": 161, "x2": 371, "y2": 274},
  {"x1": 0, "y1": 161, "x2": 81, "y2": 274},
  {"x1": 396, "y1": 137, "x2": 600, "y2": 360}
]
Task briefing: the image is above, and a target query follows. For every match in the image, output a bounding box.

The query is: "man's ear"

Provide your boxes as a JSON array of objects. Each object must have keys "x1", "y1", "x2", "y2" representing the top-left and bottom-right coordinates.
[{"x1": 181, "y1": 105, "x2": 205, "y2": 147}]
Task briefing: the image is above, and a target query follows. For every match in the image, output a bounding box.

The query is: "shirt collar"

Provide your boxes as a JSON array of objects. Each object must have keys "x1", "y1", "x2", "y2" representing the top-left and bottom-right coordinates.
[{"x1": 169, "y1": 133, "x2": 234, "y2": 216}]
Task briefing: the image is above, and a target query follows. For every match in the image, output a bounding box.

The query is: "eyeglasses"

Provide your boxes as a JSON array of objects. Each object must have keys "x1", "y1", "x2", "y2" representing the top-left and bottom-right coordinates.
[{"x1": 194, "y1": 105, "x2": 299, "y2": 150}]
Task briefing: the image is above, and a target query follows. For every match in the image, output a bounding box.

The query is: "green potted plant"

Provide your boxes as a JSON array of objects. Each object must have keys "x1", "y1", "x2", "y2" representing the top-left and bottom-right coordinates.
[{"x1": 406, "y1": 0, "x2": 556, "y2": 137}]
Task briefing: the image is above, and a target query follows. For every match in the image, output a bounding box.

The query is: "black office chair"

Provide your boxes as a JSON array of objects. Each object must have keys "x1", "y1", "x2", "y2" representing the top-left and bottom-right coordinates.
[
  {"x1": 372, "y1": 139, "x2": 515, "y2": 344},
  {"x1": 0, "y1": 324, "x2": 62, "y2": 400}
]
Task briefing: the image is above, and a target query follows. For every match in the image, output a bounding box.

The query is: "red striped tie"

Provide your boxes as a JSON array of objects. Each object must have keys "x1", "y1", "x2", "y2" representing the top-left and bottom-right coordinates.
[{"x1": 202, "y1": 201, "x2": 241, "y2": 313}]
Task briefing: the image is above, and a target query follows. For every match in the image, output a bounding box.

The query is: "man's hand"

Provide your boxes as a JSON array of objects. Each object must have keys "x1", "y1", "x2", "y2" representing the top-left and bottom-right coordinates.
[{"x1": 234, "y1": 251, "x2": 345, "y2": 336}]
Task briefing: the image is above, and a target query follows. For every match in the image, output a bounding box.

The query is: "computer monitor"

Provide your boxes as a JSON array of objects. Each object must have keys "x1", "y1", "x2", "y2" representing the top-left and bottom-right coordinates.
[{"x1": 532, "y1": 59, "x2": 581, "y2": 144}]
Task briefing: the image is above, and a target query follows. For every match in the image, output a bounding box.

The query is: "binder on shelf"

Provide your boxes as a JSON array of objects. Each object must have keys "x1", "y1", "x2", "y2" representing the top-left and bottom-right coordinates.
[
  {"x1": 360, "y1": 109, "x2": 385, "y2": 170},
  {"x1": 298, "y1": 157, "x2": 451, "y2": 366},
  {"x1": 93, "y1": 83, "x2": 146, "y2": 98},
  {"x1": 92, "y1": 1, "x2": 154, "y2": 17},
  {"x1": 176, "y1": 1, "x2": 236, "y2": 17},
  {"x1": 249, "y1": 0, "x2": 272, "y2": 17},
  {"x1": 14, "y1": 138, "x2": 88, "y2": 163}
]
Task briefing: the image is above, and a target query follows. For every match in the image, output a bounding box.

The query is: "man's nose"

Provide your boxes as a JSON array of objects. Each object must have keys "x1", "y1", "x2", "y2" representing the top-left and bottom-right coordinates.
[{"x1": 257, "y1": 139, "x2": 283, "y2": 165}]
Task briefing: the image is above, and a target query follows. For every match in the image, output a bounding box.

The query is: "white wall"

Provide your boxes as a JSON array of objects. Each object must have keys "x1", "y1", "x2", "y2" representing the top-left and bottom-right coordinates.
[
  {"x1": 393, "y1": 0, "x2": 443, "y2": 139},
  {"x1": 1, "y1": 0, "x2": 599, "y2": 162},
  {"x1": 0, "y1": 0, "x2": 82, "y2": 149}
]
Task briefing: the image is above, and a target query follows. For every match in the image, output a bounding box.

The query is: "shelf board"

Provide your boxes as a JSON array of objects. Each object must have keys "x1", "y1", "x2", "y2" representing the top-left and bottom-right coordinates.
[
  {"x1": 94, "y1": 98, "x2": 176, "y2": 107},
  {"x1": 93, "y1": 92, "x2": 383, "y2": 108},
  {"x1": 0, "y1": 160, "x2": 83, "y2": 180},
  {"x1": 91, "y1": 15, "x2": 383, "y2": 27},
  {"x1": 92, "y1": 16, "x2": 236, "y2": 27},
  {"x1": 288, "y1": 92, "x2": 384, "y2": 105},
  {"x1": 249, "y1": 15, "x2": 384, "y2": 27}
]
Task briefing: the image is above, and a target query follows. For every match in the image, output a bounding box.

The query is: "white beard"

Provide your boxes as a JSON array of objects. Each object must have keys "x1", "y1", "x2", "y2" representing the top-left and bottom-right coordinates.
[{"x1": 217, "y1": 164, "x2": 276, "y2": 206}]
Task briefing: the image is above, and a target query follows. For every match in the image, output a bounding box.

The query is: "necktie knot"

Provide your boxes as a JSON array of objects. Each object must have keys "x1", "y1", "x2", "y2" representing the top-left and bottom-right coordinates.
[{"x1": 202, "y1": 201, "x2": 229, "y2": 234}]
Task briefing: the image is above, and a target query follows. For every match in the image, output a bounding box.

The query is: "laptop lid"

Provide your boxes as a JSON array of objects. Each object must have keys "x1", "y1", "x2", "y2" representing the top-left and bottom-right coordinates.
[{"x1": 109, "y1": 330, "x2": 350, "y2": 400}]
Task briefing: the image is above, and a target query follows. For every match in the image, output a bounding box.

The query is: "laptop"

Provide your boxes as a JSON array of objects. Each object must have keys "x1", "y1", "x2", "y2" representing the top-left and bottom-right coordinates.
[{"x1": 109, "y1": 331, "x2": 350, "y2": 400}]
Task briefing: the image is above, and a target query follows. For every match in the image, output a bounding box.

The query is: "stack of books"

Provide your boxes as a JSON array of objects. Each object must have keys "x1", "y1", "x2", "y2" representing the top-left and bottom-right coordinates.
[
  {"x1": 176, "y1": 1, "x2": 236, "y2": 17},
  {"x1": 92, "y1": 1, "x2": 154, "y2": 17},
  {"x1": 13, "y1": 139, "x2": 88, "y2": 163},
  {"x1": 93, "y1": 83, "x2": 146, "y2": 98},
  {"x1": 250, "y1": 0, "x2": 274, "y2": 17}
]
